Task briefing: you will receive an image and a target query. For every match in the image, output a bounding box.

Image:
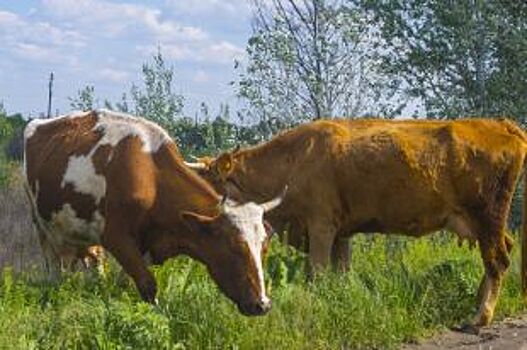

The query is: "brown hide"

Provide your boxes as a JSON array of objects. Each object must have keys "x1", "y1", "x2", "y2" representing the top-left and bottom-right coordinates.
[
  {"x1": 24, "y1": 110, "x2": 279, "y2": 316},
  {"x1": 193, "y1": 117, "x2": 527, "y2": 328}
]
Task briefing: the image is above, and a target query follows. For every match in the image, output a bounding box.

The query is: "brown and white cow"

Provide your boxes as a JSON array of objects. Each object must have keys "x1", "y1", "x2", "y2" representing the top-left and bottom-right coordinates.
[
  {"x1": 187, "y1": 117, "x2": 527, "y2": 328},
  {"x1": 23, "y1": 109, "x2": 284, "y2": 315}
]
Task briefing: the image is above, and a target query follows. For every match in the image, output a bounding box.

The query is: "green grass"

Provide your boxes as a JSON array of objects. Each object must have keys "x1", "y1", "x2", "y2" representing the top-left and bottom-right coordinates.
[{"x1": 0, "y1": 234, "x2": 525, "y2": 349}]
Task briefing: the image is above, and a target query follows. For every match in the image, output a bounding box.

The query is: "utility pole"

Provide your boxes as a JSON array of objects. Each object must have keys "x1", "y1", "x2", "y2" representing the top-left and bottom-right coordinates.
[{"x1": 47, "y1": 72, "x2": 54, "y2": 118}]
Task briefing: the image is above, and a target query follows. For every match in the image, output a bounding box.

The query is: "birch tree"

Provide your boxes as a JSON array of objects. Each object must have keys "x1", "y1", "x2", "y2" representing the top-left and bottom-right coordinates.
[{"x1": 236, "y1": 0, "x2": 399, "y2": 134}]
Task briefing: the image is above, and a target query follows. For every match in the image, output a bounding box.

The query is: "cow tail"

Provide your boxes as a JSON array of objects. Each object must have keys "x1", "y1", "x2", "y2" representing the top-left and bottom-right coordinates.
[
  {"x1": 505, "y1": 118, "x2": 527, "y2": 301},
  {"x1": 522, "y1": 157, "x2": 527, "y2": 300},
  {"x1": 23, "y1": 180, "x2": 49, "y2": 236}
]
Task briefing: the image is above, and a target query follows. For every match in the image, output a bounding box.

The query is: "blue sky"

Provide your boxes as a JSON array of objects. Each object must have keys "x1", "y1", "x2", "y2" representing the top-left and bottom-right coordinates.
[{"x1": 0, "y1": 0, "x2": 253, "y2": 117}]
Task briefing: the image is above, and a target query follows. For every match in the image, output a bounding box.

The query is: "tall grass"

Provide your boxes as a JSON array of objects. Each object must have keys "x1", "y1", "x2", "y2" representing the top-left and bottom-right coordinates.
[
  {"x1": 0, "y1": 166, "x2": 524, "y2": 349},
  {"x1": 0, "y1": 165, "x2": 42, "y2": 270},
  {"x1": 0, "y1": 234, "x2": 524, "y2": 350}
]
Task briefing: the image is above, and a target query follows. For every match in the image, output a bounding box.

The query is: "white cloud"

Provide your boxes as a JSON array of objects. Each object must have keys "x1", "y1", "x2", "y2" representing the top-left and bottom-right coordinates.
[
  {"x1": 166, "y1": 0, "x2": 249, "y2": 16},
  {"x1": 0, "y1": 10, "x2": 19, "y2": 26},
  {"x1": 193, "y1": 70, "x2": 211, "y2": 83},
  {"x1": 43, "y1": 0, "x2": 208, "y2": 41},
  {"x1": 0, "y1": 10, "x2": 85, "y2": 47},
  {"x1": 13, "y1": 43, "x2": 61, "y2": 63},
  {"x1": 155, "y1": 45, "x2": 195, "y2": 61},
  {"x1": 0, "y1": 1, "x2": 250, "y2": 117},
  {"x1": 0, "y1": 10, "x2": 85, "y2": 64},
  {"x1": 204, "y1": 41, "x2": 245, "y2": 64},
  {"x1": 140, "y1": 40, "x2": 244, "y2": 65},
  {"x1": 98, "y1": 68, "x2": 130, "y2": 83},
  {"x1": 39, "y1": 1, "x2": 245, "y2": 66}
]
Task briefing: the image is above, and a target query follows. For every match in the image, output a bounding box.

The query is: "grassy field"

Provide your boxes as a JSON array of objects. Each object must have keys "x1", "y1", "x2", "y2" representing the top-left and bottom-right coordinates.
[
  {"x1": 0, "y1": 233, "x2": 525, "y2": 350},
  {"x1": 0, "y1": 167, "x2": 525, "y2": 349}
]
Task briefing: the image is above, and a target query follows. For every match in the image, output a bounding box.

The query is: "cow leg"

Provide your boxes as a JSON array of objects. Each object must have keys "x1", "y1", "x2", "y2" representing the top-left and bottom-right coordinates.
[
  {"x1": 474, "y1": 233, "x2": 514, "y2": 307},
  {"x1": 331, "y1": 236, "x2": 350, "y2": 272},
  {"x1": 307, "y1": 220, "x2": 337, "y2": 277},
  {"x1": 82, "y1": 246, "x2": 107, "y2": 276},
  {"x1": 101, "y1": 217, "x2": 157, "y2": 303},
  {"x1": 472, "y1": 232, "x2": 511, "y2": 328}
]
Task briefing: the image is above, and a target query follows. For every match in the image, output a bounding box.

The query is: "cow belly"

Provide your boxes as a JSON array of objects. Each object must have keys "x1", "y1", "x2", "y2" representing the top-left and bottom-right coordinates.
[{"x1": 44, "y1": 203, "x2": 105, "y2": 254}]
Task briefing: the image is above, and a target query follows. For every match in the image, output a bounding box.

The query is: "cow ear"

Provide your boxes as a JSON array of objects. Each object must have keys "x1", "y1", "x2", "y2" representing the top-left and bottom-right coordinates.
[
  {"x1": 214, "y1": 152, "x2": 234, "y2": 179},
  {"x1": 195, "y1": 156, "x2": 214, "y2": 168},
  {"x1": 181, "y1": 211, "x2": 217, "y2": 236}
]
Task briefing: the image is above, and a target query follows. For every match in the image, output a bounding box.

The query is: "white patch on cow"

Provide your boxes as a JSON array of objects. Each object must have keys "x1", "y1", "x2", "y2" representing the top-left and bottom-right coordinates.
[
  {"x1": 61, "y1": 155, "x2": 106, "y2": 204},
  {"x1": 24, "y1": 111, "x2": 93, "y2": 174},
  {"x1": 24, "y1": 117, "x2": 51, "y2": 140},
  {"x1": 60, "y1": 109, "x2": 172, "y2": 201},
  {"x1": 94, "y1": 109, "x2": 171, "y2": 153},
  {"x1": 225, "y1": 202, "x2": 270, "y2": 304},
  {"x1": 24, "y1": 111, "x2": 92, "y2": 140},
  {"x1": 47, "y1": 204, "x2": 104, "y2": 249},
  {"x1": 67, "y1": 110, "x2": 92, "y2": 119}
]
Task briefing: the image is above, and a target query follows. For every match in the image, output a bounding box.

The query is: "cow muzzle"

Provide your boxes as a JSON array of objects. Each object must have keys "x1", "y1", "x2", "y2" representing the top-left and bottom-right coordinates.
[{"x1": 238, "y1": 298, "x2": 272, "y2": 316}]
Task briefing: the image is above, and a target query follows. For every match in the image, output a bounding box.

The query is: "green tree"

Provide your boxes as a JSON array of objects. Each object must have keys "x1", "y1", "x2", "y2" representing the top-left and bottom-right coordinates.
[
  {"x1": 0, "y1": 103, "x2": 26, "y2": 162},
  {"x1": 69, "y1": 85, "x2": 97, "y2": 111},
  {"x1": 359, "y1": 0, "x2": 527, "y2": 121},
  {"x1": 0, "y1": 103, "x2": 12, "y2": 138},
  {"x1": 104, "y1": 93, "x2": 130, "y2": 113},
  {"x1": 131, "y1": 50, "x2": 184, "y2": 132},
  {"x1": 236, "y1": 0, "x2": 398, "y2": 134}
]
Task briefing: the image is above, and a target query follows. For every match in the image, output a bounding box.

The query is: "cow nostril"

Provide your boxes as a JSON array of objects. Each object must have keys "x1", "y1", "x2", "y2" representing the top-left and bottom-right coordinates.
[{"x1": 256, "y1": 299, "x2": 272, "y2": 314}]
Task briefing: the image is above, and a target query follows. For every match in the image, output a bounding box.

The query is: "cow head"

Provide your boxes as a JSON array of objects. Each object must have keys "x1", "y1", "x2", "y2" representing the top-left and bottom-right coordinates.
[
  {"x1": 185, "y1": 149, "x2": 248, "y2": 201},
  {"x1": 180, "y1": 193, "x2": 285, "y2": 316}
]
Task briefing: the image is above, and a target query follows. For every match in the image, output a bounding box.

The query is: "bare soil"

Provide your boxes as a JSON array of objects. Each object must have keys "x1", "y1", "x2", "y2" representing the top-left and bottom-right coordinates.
[{"x1": 403, "y1": 315, "x2": 527, "y2": 350}]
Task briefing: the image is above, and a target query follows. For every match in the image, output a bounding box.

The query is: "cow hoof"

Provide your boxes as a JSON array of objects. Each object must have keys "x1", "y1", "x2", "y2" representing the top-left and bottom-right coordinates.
[
  {"x1": 451, "y1": 323, "x2": 480, "y2": 335},
  {"x1": 138, "y1": 281, "x2": 158, "y2": 304}
]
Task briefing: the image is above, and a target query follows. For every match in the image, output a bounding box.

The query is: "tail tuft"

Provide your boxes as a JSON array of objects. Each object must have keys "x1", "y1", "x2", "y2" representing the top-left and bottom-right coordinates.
[{"x1": 522, "y1": 164, "x2": 527, "y2": 301}]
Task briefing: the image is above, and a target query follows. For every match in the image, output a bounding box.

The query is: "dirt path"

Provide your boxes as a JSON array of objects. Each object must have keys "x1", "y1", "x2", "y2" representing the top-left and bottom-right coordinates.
[{"x1": 403, "y1": 315, "x2": 527, "y2": 350}]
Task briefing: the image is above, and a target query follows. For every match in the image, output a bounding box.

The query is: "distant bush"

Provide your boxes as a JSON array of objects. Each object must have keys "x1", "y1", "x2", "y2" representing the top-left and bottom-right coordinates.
[{"x1": 0, "y1": 112, "x2": 26, "y2": 164}]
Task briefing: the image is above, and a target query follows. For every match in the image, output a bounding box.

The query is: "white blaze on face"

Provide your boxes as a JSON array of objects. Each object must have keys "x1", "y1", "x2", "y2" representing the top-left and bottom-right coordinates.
[{"x1": 225, "y1": 202, "x2": 269, "y2": 304}]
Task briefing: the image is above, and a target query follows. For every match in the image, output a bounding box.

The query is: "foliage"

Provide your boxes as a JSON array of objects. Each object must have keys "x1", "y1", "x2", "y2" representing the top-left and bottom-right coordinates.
[
  {"x1": 235, "y1": 0, "x2": 401, "y2": 130},
  {"x1": 0, "y1": 235, "x2": 524, "y2": 349},
  {"x1": 68, "y1": 85, "x2": 97, "y2": 111},
  {"x1": 0, "y1": 106, "x2": 26, "y2": 169},
  {"x1": 359, "y1": 0, "x2": 527, "y2": 121},
  {"x1": 131, "y1": 50, "x2": 184, "y2": 132}
]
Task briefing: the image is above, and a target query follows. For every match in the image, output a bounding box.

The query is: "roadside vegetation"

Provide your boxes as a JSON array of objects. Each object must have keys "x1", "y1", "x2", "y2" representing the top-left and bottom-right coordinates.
[
  {"x1": 0, "y1": 221, "x2": 525, "y2": 349},
  {"x1": 0, "y1": 168, "x2": 524, "y2": 349},
  {"x1": 1, "y1": 1, "x2": 527, "y2": 348}
]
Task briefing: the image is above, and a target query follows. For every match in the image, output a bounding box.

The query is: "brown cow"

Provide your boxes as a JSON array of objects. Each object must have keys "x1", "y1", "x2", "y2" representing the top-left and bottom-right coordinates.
[
  {"x1": 23, "y1": 109, "x2": 284, "y2": 315},
  {"x1": 187, "y1": 117, "x2": 527, "y2": 329}
]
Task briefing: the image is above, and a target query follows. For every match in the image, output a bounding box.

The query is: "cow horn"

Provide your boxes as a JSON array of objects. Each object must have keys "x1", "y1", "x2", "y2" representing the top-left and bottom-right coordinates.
[
  {"x1": 217, "y1": 193, "x2": 229, "y2": 213},
  {"x1": 220, "y1": 194, "x2": 228, "y2": 206},
  {"x1": 184, "y1": 161, "x2": 207, "y2": 170},
  {"x1": 261, "y1": 186, "x2": 288, "y2": 213}
]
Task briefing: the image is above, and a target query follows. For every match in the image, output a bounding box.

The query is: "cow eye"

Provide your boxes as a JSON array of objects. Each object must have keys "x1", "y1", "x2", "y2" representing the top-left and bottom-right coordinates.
[{"x1": 264, "y1": 221, "x2": 274, "y2": 237}]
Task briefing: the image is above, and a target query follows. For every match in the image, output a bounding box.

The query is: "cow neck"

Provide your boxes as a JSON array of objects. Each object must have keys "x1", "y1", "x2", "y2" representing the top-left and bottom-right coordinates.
[
  {"x1": 235, "y1": 143, "x2": 291, "y2": 200},
  {"x1": 156, "y1": 144, "x2": 221, "y2": 220}
]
